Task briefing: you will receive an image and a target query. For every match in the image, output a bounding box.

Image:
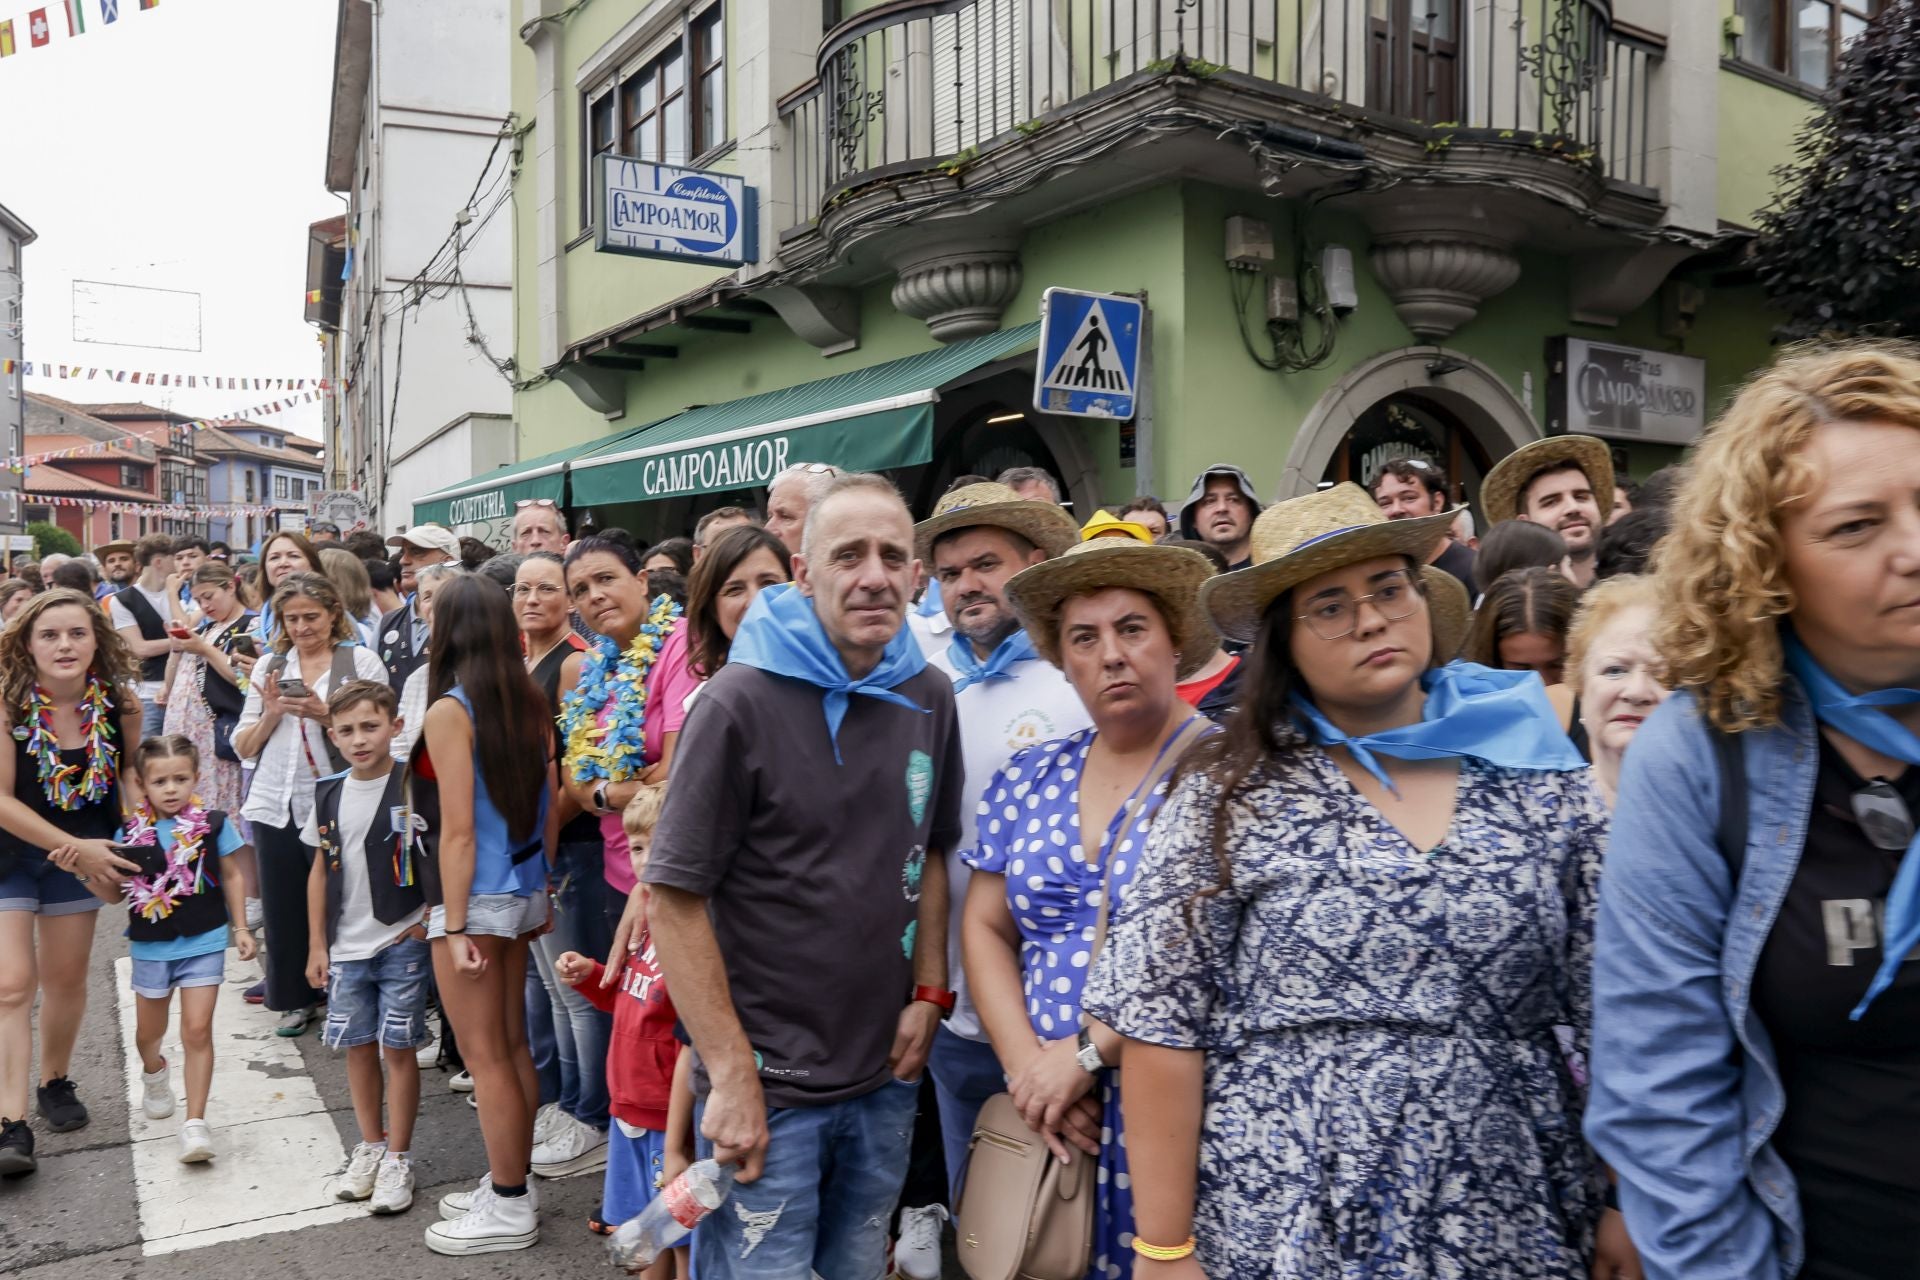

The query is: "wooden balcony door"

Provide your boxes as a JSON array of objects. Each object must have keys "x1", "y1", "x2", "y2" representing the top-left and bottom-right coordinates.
[{"x1": 1367, "y1": 0, "x2": 1462, "y2": 125}]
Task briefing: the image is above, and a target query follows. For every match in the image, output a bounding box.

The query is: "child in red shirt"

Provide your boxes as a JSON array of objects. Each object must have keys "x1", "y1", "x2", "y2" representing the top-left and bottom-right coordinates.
[{"x1": 555, "y1": 782, "x2": 691, "y2": 1276}]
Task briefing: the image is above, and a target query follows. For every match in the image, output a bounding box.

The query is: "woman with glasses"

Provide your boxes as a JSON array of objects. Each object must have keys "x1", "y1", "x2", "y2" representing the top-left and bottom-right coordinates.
[
  {"x1": 1588, "y1": 345, "x2": 1920, "y2": 1280},
  {"x1": 1081, "y1": 484, "x2": 1618, "y2": 1278}
]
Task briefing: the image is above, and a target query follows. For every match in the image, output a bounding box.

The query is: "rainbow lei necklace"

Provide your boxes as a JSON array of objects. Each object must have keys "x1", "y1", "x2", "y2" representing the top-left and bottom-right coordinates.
[
  {"x1": 560, "y1": 595, "x2": 681, "y2": 784},
  {"x1": 21, "y1": 675, "x2": 118, "y2": 810},
  {"x1": 122, "y1": 800, "x2": 215, "y2": 924}
]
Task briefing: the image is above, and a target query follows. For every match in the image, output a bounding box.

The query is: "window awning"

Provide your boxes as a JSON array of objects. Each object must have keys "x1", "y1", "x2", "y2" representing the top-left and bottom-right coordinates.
[{"x1": 567, "y1": 321, "x2": 1042, "y2": 507}]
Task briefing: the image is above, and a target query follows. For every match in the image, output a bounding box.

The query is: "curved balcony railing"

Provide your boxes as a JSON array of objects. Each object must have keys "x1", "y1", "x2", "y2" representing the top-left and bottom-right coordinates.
[{"x1": 779, "y1": 0, "x2": 1662, "y2": 233}]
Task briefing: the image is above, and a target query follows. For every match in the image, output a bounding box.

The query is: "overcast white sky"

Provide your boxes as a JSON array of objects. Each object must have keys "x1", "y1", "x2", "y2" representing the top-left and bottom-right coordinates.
[{"x1": 1, "y1": 0, "x2": 338, "y2": 441}]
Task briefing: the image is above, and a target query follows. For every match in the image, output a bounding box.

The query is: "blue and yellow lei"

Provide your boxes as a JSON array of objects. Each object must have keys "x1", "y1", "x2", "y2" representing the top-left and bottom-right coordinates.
[{"x1": 560, "y1": 595, "x2": 682, "y2": 784}]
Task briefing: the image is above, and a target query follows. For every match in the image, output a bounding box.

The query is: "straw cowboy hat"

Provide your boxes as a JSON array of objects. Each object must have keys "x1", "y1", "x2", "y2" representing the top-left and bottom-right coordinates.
[
  {"x1": 1005, "y1": 539, "x2": 1218, "y2": 680},
  {"x1": 1199, "y1": 483, "x2": 1472, "y2": 657},
  {"x1": 913, "y1": 482, "x2": 1080, "y2": 561},
  {"x1": 1078, "y1": 509, "x2": 1155, "y2": 544},
  {"x1": 1479, "y1": 435, "x2": 1615, "y2": 526}
]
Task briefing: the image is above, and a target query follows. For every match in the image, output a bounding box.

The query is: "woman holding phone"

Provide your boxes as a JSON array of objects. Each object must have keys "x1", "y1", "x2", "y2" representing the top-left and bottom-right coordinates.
[{"x1": 232, "y1": 573, "x2": 387, "y2": 1037}]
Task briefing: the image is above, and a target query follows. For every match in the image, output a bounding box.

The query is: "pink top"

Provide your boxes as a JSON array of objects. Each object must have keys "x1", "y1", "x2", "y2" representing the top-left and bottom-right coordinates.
[{"x1": 601, "y1": 622, "x2": 699, "y2": 894}]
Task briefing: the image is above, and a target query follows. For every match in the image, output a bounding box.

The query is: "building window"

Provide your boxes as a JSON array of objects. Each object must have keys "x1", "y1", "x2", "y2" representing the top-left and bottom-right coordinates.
[
  {"x1": 121, "y1": 464, "x2": 144, "y2": 490},
  {"x1": 110, "y1": 512, "x2": 122, "y2": 539},
  {"x1": 582, "y1": 4, "x2": 726, "y2": 225},
  {"x1": 244, "y1": 471, "x2": 256, "y2": 502},
  {"x1": 1737, "y1": 0, "x2": 1880, "y2": 88},
  {"x1": 274, "y1": 475, "x2": 289, "y2": 500}
]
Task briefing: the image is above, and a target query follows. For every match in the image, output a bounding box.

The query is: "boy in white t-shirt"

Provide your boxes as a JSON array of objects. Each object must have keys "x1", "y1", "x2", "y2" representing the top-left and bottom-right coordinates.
[{"x1": 302, "y1": 680, "x2": 429, "y2": 1215}]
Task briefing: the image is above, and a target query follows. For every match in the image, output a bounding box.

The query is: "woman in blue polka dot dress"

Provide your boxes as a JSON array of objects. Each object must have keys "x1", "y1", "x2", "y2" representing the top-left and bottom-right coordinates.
[{"x1": 960, "y1": 539, "x2": 1218, "y2": 1279}]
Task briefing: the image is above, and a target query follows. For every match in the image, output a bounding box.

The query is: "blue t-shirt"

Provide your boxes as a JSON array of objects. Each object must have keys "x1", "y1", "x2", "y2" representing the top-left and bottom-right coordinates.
[{"x1": 121, "y1": 816, "x2": 247, "y2": 961}]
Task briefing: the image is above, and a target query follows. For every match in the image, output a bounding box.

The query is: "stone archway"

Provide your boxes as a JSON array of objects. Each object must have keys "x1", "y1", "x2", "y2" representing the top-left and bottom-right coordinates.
[{"x1": 1278, "y1": 346, "x2": 1539, "y2": 501}]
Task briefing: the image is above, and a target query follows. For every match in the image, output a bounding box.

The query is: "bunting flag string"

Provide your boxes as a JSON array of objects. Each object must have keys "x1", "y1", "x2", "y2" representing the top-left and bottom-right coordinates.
[
  {"x1": 6, "y1": 359, "x2": 328, "y2": 393},
  {"x1": 9, "y1": 437, "x2": 138, "y2": 471},
  {"x1": 0, "y1": 0, "x2": 153, "y2": 61},
  {"x1": 25, "y1": 494, "x2": 281, "y2": 520}
]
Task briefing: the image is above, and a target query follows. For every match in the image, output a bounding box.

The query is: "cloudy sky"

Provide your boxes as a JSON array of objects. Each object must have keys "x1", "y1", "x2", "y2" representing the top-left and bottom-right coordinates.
[{"x1": 2, "y1": 0, "x2": 338, "y2": 440}]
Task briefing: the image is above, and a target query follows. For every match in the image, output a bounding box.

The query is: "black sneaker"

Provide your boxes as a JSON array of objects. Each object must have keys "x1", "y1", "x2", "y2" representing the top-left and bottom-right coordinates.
[
  {"x1": 0, "y1": 1117, "x2": 35, "y2": 1177},
  {"x1": 36, "y1": 1076, "x2": 89, "y2": 1133}
]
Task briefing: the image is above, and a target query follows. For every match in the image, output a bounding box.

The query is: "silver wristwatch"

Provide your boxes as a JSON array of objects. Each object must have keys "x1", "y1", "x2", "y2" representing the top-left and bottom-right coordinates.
[{"x1": 1075, "y1": 1026, "x2": 1106, "y2": 1074}]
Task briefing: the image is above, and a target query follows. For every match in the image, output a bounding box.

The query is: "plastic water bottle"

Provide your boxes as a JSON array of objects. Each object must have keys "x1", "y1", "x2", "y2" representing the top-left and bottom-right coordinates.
[{"x1": 607, "y1": 1158, "x2": 735, "y2": 1271}]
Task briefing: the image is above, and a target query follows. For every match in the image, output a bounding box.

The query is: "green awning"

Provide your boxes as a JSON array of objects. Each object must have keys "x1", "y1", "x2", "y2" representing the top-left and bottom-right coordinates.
[
  {"x1": 410, "y1": 425, "x2": 652, "y2": 528},
  {"x1": 568, "y1": 321, "x2": 1042, "y2": 507}
]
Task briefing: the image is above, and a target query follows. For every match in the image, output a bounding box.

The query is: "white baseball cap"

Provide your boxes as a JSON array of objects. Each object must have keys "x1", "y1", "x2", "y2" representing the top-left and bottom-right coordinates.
[{"x1": 385, "y1": 525, "x2": 461, "y2": 558}]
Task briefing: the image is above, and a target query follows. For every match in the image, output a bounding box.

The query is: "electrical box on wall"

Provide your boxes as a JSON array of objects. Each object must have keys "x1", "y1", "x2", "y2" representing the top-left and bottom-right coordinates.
[
  {"x1": 1267, "y1": 276, "x2": 1300, "y2": 324},
  {"x1": 1321, "y1": 245, "x2": 1358, "y2": 312},
  {"x1": 1224, "y1": 216, "x2": 1275, "y2": 270}
]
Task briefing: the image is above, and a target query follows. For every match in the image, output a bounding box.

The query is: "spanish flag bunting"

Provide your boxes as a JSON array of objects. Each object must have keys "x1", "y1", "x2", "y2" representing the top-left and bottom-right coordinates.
[{"x1": 0, "y1": 19, "x2": 14, "y2": 55}]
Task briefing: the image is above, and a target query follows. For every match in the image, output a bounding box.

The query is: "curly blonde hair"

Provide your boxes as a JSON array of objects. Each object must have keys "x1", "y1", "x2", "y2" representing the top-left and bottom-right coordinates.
[
  {"x1": 0, "y1": 587, "x2": 141, "y2": 714},
  {"x1": 1655, "y1": 340, "x2": 1920, "y2": 731}
]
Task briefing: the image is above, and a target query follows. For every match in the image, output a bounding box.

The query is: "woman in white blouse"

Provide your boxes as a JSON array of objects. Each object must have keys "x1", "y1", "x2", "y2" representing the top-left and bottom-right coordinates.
[{"x1": 232, "y1": 572, "x2": 388, "y2": 1037}]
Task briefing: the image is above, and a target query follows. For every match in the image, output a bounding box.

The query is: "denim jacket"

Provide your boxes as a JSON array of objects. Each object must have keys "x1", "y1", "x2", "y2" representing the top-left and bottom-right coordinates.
[{"x1": 1585, "y1": 683, "x2": 1817, "y2": 1280}]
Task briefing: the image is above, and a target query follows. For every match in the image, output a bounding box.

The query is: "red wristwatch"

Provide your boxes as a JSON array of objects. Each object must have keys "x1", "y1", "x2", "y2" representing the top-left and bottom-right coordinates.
[{"x1": 912, "y1": 985, "x2": 957, "y2": 1017}]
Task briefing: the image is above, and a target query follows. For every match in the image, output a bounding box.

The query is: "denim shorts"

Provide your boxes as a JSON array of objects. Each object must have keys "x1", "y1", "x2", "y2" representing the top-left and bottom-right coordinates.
[
  {"x1": 323, "y1": 937, "x2": 432, "y2": 1050},
  {"x1": 0, "y1": 851, "x2": 106, "y2": 916},
  {"x1": 427, "y1": 892, "x2": 548, "y2": 941},
  {"x1": 604, "y1": 1122, "x2": 669, "y2": 1225},
  {"x1": 132, "y1": 949, "x2": 227, "y2": 1000}
]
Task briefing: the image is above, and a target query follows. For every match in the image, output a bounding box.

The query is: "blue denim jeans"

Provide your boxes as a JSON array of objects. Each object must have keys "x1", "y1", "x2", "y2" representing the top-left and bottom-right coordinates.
[
  {"x1": 532, "y1": 838, "x2": 615, "y2": 1129},
  {"x1": 693, "y1": 1077, "x2": 921, "y2": 1280},
  {"x1": 928, "y1": 1026, "x2": 1007, "y2": 1202},
  {"x1": 526, "y1": 955, "x2": 560, "y2": 1106}
]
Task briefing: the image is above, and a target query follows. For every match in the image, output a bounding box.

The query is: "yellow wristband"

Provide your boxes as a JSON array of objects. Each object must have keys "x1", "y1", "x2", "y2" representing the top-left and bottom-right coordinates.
[{"x1": 1131, "y1": 1236, "x2": 1197, "y2": 1262}]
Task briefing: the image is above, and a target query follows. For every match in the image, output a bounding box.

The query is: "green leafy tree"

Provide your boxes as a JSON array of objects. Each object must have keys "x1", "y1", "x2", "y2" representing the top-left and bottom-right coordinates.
[
  {"x1": 1750, "y1": 1, "x2": 1920, "y2": 341},
  {"x1": 28, "y1": 521, "x2": 81, "y2": 559}
]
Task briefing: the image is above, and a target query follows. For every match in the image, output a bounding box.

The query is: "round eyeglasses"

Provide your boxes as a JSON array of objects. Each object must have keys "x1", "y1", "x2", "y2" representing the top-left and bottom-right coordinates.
[{"x1": 1293, "y1": 569, "x2": 1424, "y2": 641}]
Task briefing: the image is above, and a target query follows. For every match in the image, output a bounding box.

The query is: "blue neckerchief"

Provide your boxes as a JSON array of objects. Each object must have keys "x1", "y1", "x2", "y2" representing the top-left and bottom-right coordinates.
[
  {"x1": 1782, "y1": 632, "x2": 1920, "y2": 1020},
  {"x1": 947, "y1": 629, "x2": 1038, "y2": 695},
  {"x1": 915, "y1": 578, "x2": 945, "y2": 618},
  {"x1": 1293, "y1": 661, "x2": 1589, "y2": 796},
  {"x1": 728, "y1": 583, "x2": 929, "y2": 762}
]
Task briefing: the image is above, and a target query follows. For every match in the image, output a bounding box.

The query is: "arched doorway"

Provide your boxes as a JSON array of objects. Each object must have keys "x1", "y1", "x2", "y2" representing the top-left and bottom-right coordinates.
[{"x1": 1279, "y1": 347, "x2": 1540, "y2": 512}]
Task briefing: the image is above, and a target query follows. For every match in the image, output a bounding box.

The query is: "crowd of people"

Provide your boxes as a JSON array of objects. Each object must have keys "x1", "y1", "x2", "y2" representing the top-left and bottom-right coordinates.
[{"x1": 0, "y1": 339, "x2": 1916, "y2": 1280}]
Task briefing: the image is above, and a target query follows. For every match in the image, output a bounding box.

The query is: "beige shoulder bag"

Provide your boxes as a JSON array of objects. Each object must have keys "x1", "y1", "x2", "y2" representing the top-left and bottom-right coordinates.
[{"x1": 955, "y1": 717, "x2": 1210, "y2": 1280}]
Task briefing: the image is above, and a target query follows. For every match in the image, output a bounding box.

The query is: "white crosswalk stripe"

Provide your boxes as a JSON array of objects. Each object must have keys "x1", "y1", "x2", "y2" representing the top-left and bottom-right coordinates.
[{"x1": 114, "y1": 952, "x2": 359, "y2": 1255}]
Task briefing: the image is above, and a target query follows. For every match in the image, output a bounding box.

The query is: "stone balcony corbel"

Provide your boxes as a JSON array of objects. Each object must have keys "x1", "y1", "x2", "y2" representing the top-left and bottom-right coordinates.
[{"x1": 1364, "y1": 205, "x2": 1522, "y2": 342}]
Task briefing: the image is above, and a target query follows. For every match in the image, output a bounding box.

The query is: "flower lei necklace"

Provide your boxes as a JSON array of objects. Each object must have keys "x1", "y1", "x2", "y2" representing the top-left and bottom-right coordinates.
[
  {"x1": 560, "y1": 594, "x2": 681, "y2": 784},
  {"x1": 122, "y1": 799, "x2": 214, "y2": 924},
  {"x1": 18, "y1": 675, "x2": 118, "y2": 810}
]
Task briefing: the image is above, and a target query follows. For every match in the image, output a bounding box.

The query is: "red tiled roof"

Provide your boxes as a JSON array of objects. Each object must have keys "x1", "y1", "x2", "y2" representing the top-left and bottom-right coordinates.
[
  {"x1": 77, "y1": 401, "x2": 187, "y2": 422},
  {"x1": 195, "y1": 424, "x2": 325, "y2": 469},
  {"x1": 25, "y1": 468, "x2": 156, "y2": 501}
]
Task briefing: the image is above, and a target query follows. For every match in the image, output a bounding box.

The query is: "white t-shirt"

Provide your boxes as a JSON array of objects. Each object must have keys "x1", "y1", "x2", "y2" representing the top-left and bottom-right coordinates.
[
  {"x1": 927, "y1": 641, "x2": 1092, "y2": 1042},
  {"x1": 107, "y1": 582, "x2": 175, "y2": 700},
  {"x1": 300, "y1": 772, "x2": 425, "y2": 962}
]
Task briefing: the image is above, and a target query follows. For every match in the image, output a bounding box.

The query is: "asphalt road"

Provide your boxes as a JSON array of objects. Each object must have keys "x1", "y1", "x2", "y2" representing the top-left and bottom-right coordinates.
[{"x1": 1, "y1": 923, "x2": 616, "y2": 1280}]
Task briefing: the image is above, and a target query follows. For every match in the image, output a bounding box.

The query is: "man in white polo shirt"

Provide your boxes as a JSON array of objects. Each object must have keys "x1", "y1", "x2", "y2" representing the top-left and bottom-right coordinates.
[{"x1": 912, "y1": 481, "x2": 1090, "y2": 1206}]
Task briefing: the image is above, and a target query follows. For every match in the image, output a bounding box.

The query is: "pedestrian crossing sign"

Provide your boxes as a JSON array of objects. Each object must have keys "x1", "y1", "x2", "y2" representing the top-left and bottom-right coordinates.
[{"x1": 1034, "y1": 287, "x2": 1144, "y2": 421}]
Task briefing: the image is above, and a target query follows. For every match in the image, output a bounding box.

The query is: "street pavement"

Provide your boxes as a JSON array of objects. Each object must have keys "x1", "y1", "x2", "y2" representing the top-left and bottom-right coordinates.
[{"x1": 2, "y1": 924, "x2": 615, "y2": 1279}]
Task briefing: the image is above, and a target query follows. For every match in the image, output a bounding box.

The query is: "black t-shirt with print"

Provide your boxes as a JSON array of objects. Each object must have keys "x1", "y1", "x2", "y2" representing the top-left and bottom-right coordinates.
[
  {"x1": 644, "y1": 661, "x2": 963, "y2": 1108},
  {"x1": 1754, "y1": 735, "x2": 1920, "y2": 1278}
]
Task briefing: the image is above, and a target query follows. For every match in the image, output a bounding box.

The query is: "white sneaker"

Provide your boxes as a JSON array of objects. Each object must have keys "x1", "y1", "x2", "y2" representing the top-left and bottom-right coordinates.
[
  {"x1": 439, "y1": 1174, "x2": 539, "y2": 1220},
  {"x1": 895, "y1": 1203, "x2": 947, "y2": 1280},
  {"x1": 424, "y1": 1183, "x2": 538, "y2": 1255},
  {"x1": 335, "y1": 1140, "x2": 386, "y2": 1201},
  {"x1": 532, "y1": 1101, "x2": 564, "y2": 1147},
  {"x1": 415, "y1": 1033, "x2": 442, "y2": 1069},
  {"x1": 140, "y1": 1061, "x2": 174, "y2": 1120},
  {"x1": 370, "y1": 1153, "x2": 415, "y2": 1215},
  {"x1": 447, "y1": 1069, "x2": 474, "y2": 1093},
  {"x1": 177, "y1": 1119, "x2": 216, "y2": 1164},
  {"x1": 530, "y1": 1112, "x2": 608, "y2": 1178}
]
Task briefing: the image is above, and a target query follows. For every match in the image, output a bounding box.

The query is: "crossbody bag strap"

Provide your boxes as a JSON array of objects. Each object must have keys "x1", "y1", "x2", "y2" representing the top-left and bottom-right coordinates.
[{"x1": 1088, "y1": 715, "x2": 1211, "y2": 967}]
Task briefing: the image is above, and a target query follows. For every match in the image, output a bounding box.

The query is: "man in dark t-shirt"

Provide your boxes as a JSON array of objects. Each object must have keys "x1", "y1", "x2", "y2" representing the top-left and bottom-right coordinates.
[
  {"x1": 645, "y1": 475, "x2": 962, "y2": 1280},
  {"x1": 1370, "y1": 456, "x2": 1478, "y2": 587}
]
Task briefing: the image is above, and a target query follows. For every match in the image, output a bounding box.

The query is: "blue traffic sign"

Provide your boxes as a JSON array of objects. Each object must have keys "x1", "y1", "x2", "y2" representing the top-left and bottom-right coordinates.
[{"x1": 1033, "y1": 287, "x2": 1143, "y2": 421}]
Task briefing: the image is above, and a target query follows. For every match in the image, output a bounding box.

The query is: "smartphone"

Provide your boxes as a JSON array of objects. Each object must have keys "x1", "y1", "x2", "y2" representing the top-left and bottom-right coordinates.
[
  {"x1": 230, "y1": 635, "x2": 258, "y2": 659},
  {"x1": 113, "y1": 843, "x2": 169, "y2": 879},
  {"x1": 167, "y1": 624, "x2": 192, "y2": 640},
  {"x1": 277, "y1": 677, "x2": 311, "y2": 700}
]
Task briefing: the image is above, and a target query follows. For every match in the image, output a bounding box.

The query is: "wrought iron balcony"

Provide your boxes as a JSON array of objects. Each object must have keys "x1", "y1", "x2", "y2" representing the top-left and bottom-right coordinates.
[{"x1": 778, "y1": 0, "x2": 1662, "y2": 235}]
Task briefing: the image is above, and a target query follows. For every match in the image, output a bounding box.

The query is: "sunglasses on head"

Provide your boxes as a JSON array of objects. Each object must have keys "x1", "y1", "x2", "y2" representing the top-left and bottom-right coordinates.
[{"x1": 516, "y1": 499, "x2": 557, "y2": 510}]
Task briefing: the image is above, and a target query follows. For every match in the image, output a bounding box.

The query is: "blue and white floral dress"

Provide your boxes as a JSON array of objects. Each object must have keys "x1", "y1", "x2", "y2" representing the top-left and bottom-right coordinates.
[
  {"x1": 1083, "y1": 749, "x2": 1609, "y2": 1280},
  {"x1": 966, "y1": 722, "x2": 1206, "y2": 1280}
]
